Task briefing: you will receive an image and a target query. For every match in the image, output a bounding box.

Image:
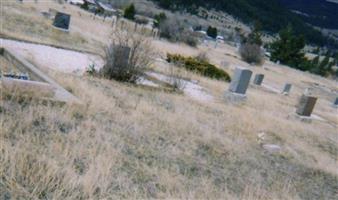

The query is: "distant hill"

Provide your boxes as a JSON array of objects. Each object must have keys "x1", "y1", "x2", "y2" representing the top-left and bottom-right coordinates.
[
  {"x1": 277, "y1": 0, "x2": 338, "y2": 29},
  {"x1": 150, "y1": 0, "x2": 338, "y2": 50}
]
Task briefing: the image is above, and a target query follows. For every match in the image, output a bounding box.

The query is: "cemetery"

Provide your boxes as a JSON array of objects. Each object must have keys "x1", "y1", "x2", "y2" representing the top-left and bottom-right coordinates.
[{"x1": 0, "y1": 1, "x2": 338, "y2": 199}]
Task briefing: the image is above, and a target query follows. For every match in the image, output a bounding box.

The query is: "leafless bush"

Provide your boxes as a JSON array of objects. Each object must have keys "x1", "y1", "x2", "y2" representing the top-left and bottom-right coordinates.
[
  {"x1": 167, "y1": 66, "x2": 187, "y2": 91},
  {"x1": 159, "y1": 16, "x2": 198, "y2": 47},
  {"x1": 239, "y1": 43, "x2": 264, "y2": 65},
  {"x1": 195, "y1": 51, "x2": 209, "y2": 63},
  {"x1": 100, "y1": 28, "x2": 154, "y2": 82},
  {"x1": 107, "y1": 0, "x2": 131, "y2": 9},
  {"x1": 134, "y1": 16, "x2": 149, "y2": 25}
]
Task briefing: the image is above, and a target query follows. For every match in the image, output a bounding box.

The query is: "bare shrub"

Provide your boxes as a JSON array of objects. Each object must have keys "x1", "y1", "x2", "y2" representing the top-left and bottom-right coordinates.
[
  {"x1": 100, "y1": 28, "x2": 154, "y2": 82},
  {"x1": 108, "y1": 0, "x2": 131, "y2": 9},
  {"x1": 195, "y1": 51, "x2": 209, "y2": 63},
  {"x1": 239, "y1": 43, "x2": 264, "y2": 65},
  {"x1": 159, "y1": 15, "x2": 198, "y2": 47},
  {"x1": 181, "y1": 31, "x2": 199, "y2": 47},
  {"x1": 134, "y1": 16, "x2": 149, "y2": 25},
  {"x1": 167, "y1": 66, "x2": 187, "y2": 91}
]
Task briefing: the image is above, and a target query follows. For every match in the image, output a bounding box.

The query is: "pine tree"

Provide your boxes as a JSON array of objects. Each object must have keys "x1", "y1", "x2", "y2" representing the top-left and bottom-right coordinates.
[
  {"x1": 124, "y1": 4, "x2": 136, "y2": 20},
  {"x1": 154, "y1": 12, "x2": 167, "y2": 28},
  {"x1": 270, "y1": 25, "x2": 305, "y2": 69},
  {"x1": 207, "y1": 26, "x2": 217, "y2": 39},
  {"x1": 247, "y1": 21, "x2": 263, "y2": 46}
]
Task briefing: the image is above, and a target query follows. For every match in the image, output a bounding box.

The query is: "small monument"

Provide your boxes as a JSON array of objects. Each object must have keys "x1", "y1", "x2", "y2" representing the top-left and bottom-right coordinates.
[
  {"x1": 101, "y1": 45, "x2": 131, "y2": 78},
  {"x1": 253, "y1": 74, "x2": 264, "y2": 86},
  {"x1": 53, "y1": 12, "x2": 71, "y2": 31},
  {"x1": 113, "y1": 46, "x2": 130, "y2": 68},
  {"x1": 225, "y1": 67, "x2": 252, "y2": 102},
  {"x1": 282, "y1": 83, "x2": 292, "y2": 95},
  {"x1": 229, "y1": 68, "x2": 253, "y2": 94},
  {"x1": 333, "y1": 97, "x2": 338, "y2": 107},
  {"x1": 296, "y1": 95, "x2": 317, "y2": 117}
]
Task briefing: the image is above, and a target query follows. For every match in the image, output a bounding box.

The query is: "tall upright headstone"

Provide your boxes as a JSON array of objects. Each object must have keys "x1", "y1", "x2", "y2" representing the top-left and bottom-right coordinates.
[
  {"x1": 253, "y1": 74, "x2": 264, "y2": 86},
  {"x1": 229, "y1": 68, "x2": 253, "y2": 95},
  {"x1": 53, "y1": 12, "x2": 71, "y2": 31},
  {"x1": 282, "y1": 83, "x2": 292, "y2": 94},
  {"x1": 296, "y1": 95, "x2": 317, "y2": 117}
]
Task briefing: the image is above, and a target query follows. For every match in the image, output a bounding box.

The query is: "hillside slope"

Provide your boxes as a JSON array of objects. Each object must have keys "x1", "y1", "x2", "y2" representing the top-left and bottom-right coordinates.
[
  {"x1": 1, "y1": 1, "x2": 338, "y2": 199},
  {"x1": 278, "y1": 0, "x2": 338, "y2": 29},
  {"x1": 151, "y1": 0, "x2": 338, "y2": 49}
]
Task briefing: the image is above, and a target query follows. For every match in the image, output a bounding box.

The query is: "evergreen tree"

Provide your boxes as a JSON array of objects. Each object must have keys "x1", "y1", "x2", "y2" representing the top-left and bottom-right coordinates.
[
  {"x1": 124, "y1": 4, "x2": 136, "y2": 20},
  {"x1": 311, "y1": 56, "x2": 320, "y2": 66},
  {"x1": 207, "y1": 26, "x2": 217, "y2": 39},
  {"x1": 247, "y1": 21, "x2": 263, "y2": 46},
  {"x1": 270, "y1": 25, "x2": 305, "y2": 69},
  {"x1": 154, "y1": 12, "x2": 167, "y2": 28}
]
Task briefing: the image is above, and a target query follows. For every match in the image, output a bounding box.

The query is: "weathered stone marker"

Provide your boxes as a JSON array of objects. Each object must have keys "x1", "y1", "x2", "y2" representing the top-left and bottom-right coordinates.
[
  {"x1": 334, "y1": 97, "x2": 338, "y2": 106},
  {"x1": 113, "y1": 46, "x2": 130, "y2": 68},
  {"x1": 229, "y1": 68, "x2": 253, "y2": 95},
  {"x1": 101, "y1": 45, "x2": 131, "y2": 79},
  {"x1": 53, "y1": 12, "x2": 71, "y2": 30},
  {"x1": 282, "y1": 83, "x2": 292, "y2": 94},
  {"x1": 296, "y1": 95, "x2": 317, "y2": 116},
  {"x1": 253, "y1": 74, "x2": 264, "y2": 85}
]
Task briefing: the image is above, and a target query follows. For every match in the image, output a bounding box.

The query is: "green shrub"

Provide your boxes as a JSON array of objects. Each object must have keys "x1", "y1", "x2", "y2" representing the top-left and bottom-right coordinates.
[{"x1": 167, "y1": 54, "x2": 231, "y2": 82}]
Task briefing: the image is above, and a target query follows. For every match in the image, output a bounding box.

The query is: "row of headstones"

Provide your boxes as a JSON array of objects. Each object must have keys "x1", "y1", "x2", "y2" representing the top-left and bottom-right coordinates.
[
  {"x1": 228, "y1": 68, "x2": 338, "y2": 117},
  {"x1": 52, "y1": 12, "x2": 159, "y2": 38}
]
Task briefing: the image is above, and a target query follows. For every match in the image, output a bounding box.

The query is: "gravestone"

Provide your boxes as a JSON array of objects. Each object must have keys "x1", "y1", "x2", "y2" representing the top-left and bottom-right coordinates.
[
  {"x1": 253, "y1": 74, "x2": 264, "y2": 85},
  {"x1": 113, "y1": 46, "x2": 130, "y2": 68},
  {"x1": 53, "y1": 12, "x2": 71, "y2": 30},
  {"x1": 282, "y1": 83, "x2": 292, "y2": 94},
  {"x1": 229, "y1": 68, "x2": 252, "y2": 95},
  {"x1": 101, "y1": 45, "x2": 131, "y2": 78},
  {"x1": 296, "y1": 95, "x2": 317, "y2": 116},
  {"x1": 334, "y1": 97, "x2": 338, "y2": 106}
]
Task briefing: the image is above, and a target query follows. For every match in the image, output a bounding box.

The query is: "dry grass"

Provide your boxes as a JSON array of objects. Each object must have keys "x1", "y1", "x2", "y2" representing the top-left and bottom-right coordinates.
[
  {"x1": 1, "y1": 71, "x2": 337, "y2": 199},
  {"x1": 1, "y1": 1, "x2": 338, "y2": 199}
]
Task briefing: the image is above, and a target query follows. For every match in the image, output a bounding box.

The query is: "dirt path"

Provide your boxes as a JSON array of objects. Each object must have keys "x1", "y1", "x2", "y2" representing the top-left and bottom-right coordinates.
[{"x1": 0, "y1": 38, "x2": 104, "y2": 74}]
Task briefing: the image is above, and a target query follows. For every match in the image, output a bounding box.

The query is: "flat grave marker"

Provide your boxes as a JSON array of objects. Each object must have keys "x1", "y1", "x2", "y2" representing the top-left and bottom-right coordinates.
[{"x1": 53, "y1": 12, "x2": 71, "y2": 31}]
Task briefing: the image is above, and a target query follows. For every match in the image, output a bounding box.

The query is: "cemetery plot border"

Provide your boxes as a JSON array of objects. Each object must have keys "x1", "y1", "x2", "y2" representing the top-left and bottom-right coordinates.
[{"x1": 0, "y1": 47, "x2": 81, "y2": 104}]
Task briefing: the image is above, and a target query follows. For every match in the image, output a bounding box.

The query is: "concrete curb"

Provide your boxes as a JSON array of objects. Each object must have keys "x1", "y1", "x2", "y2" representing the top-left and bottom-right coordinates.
[{"x1": 0, "y1": 47, "x2": 82, "y2": 104}]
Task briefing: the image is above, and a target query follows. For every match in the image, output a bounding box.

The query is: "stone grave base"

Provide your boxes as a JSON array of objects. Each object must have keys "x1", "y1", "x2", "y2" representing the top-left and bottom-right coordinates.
[
  {"x1": 224, "y1": 91, "x2": 247, "y2": 104},
  {"x1": 287, "y1": 112, "x2": 325, "y2": 123},
  {"x1": 0, "y1": 47, "x2": 81, "y2": 104},
  {"x1": 281, "y1": 92, "x2": 290, "y2": 96},
  {"x1": 1, "y1": 77, "x2": 56, "y2": 98}
]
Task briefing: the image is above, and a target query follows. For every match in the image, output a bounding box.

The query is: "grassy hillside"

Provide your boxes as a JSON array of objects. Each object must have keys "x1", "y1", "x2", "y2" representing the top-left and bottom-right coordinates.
[
  {"x1": 1, "y1": 1, "x2": 338, "y2": 199},
  {"x1": 278, "y1": 0, "x2": 338, "y2": 30},
  {"x1": 151, "y1": 0, "x2": 338, "y2": 49}
]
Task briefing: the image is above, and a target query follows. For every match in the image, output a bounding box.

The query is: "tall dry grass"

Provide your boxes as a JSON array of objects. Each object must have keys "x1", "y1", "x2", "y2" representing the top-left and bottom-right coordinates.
[
  {"x1": 1, "y1": 69, "x2": 337, "y2": 199},
  {"x1": 1, "y1": 1, "x2": 337, "y2": 199}
]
